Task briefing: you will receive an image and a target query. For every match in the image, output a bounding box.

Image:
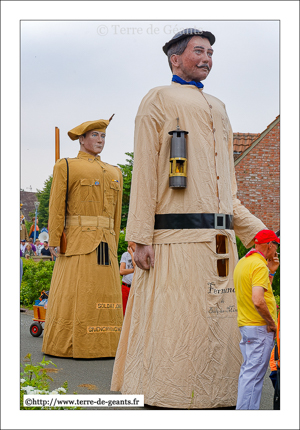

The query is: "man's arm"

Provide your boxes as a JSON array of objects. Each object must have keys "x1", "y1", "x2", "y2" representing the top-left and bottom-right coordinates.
[
  {"x1": 267, "y1": 252, "x2": 280, "y2": 285},
  {"x1": 252, "y1": 286, "x2": 277, "y2": 333},
  {"x1": 49, "y1": 246, "x2": 59, "y2": 258},
  {"x1": 120, "y1": 262, "x2": 134, "y2": 276}
]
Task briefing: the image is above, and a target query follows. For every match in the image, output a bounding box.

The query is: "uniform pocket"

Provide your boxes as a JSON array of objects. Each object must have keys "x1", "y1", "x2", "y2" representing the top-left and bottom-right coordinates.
[
  {"x1": 80, "y1": 179, "x2": 93, "y2": 201},
  {"x1": 110, "y1": 181, "x2": 120, "y2": 203},
  {"x1": 105, "y1": 181, "x2": 120, "y2": 207},
  {"x1": 80, "y1": 179, "x2": 101, "y2": 202}
]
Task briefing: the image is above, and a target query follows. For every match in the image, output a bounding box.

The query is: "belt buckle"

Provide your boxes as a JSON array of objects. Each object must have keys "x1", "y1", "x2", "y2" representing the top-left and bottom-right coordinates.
[{"x1": 214, "y1": 213, "x2": 226, "y2": 230}]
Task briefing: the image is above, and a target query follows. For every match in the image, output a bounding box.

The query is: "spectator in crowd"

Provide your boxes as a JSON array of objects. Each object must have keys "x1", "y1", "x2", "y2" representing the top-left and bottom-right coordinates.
[
  {"x1": 269, "y1": 346, "x2": 278, "y2": 388},
  {"x1": 269, "y1": 309, "x2": 280, "y2": 409},
  {"x1": 120, "y1": 242, "x2": 136, "y2": 316},
  {"x1": 233, "y1": 229, "x2": 280, "y2": 410},
  {"x1": 29, "y1": 217, "x2": 39, "y2": 240},
  {"x1": 35, "y1": 239, "x2": 44, "y2": 256},
  {"x1": 20, "y1": 215, "x2": 29, "y2": 241},
  {"x1": 28, "y1": 238, "x2": 37, "y2": 255},
  {"x1": 20, "y1": 239, "x2": 26, "y2": 256},
  {"x1": 24, "y1": 243, "x2": 35, "y2": 259},
  {"x1": 20, "y1": 249, "x2": 23, "y2": 285},
  {"x1": 41, "y1": 241, "x2": 52, "y2": 259}
]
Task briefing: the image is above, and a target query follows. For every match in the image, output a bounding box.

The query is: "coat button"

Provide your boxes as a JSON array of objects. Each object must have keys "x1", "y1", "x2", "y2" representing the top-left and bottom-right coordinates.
[
  {"x1": 215, "y1": 152, "x2": 217, "y2": 156},
  {"x1": 217, "y1": 176, "x2": 219, "y2": 180}
]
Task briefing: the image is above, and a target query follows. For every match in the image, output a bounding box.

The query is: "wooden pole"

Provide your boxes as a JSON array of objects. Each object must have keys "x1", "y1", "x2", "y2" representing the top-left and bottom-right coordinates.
[{"x1": 55, "y1": 127, "x2": 60, "y2": 162}]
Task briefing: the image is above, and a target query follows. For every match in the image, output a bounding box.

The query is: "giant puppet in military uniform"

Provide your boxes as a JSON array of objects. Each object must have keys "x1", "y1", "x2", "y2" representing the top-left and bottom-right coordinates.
[
  {"x1": 111, "y1": 29, "x2": 266, "y2": 408},
  {"x1": 42, "y1": 118, "x2": 123, "y2": 358}
]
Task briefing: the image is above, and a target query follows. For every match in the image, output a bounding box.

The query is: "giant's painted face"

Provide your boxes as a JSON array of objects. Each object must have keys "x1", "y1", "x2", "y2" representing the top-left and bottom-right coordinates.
[
  {"x1": 80, "y1": 130, "x2": 106, "y2": 156},
  {"x1": 173, "y1": 36, "x2": 213, "y2": 82}
]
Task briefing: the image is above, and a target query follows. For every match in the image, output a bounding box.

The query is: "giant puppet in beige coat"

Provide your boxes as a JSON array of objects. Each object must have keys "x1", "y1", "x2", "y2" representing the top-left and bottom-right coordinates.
[
  {"x1": 111, "y1": 30, "x2": 266, "y2": 408},
  {"x1": 42, "y1": 118, "x2": 123, "y2": 358}
]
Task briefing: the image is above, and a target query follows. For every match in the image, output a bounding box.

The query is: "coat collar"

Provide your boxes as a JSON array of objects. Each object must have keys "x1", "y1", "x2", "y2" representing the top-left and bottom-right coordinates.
[{"x1": 77, "y1": 151, "x2": 101, "y2": 162}]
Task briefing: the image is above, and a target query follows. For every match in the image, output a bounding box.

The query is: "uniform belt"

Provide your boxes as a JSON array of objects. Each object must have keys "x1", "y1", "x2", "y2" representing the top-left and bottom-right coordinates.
[
  {"x1": 154, "y1": 213, "x2": 234, "y2": 230},
  {"x1": 66, "y1": 215, "x2": 114, "y2": 229}
]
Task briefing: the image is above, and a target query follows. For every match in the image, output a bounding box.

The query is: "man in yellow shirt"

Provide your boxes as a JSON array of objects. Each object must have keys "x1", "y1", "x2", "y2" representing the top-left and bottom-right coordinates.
[{"x1": 234, "y1": 229, "x2": 280, "y2": 409}]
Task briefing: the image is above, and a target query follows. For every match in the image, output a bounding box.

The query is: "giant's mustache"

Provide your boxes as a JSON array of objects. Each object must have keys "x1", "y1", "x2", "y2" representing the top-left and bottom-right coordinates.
[{"x1": 196, "y1": 65, "x2": 211, "y2": 71}]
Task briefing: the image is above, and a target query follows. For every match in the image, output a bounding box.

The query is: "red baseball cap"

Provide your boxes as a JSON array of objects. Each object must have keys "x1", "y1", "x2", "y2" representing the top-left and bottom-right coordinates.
[{"x1": 254, "y1": 230, "x2": 280, "y2": 244}]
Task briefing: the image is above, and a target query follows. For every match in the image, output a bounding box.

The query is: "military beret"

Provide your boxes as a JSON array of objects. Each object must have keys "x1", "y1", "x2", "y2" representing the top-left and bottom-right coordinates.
[
  {"x1": 68, "y1": 115, "x2": 114, "y2": 141},
  {"x1": 162, "y1": 28, "x2": 215, "y2": 55}
]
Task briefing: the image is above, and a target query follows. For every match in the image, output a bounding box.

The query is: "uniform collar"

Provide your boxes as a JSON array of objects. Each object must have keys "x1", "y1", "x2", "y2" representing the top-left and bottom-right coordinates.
[{"x1": 77, "y1": 151, "x2": 101, "y2": 162}]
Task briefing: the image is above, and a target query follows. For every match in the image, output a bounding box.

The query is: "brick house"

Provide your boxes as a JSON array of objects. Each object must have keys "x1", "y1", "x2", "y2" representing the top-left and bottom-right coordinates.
[{"x1": 233, "y1": 116, "x2": 280, "y2": 232}]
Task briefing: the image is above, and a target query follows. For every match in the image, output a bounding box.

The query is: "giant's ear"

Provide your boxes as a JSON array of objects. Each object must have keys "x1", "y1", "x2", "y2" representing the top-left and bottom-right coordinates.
[{"x1": 170, "y1": 54, "x2": 180, "y2": 69}]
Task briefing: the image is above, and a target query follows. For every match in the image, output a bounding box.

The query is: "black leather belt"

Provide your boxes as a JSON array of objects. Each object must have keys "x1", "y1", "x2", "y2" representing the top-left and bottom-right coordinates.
[
  {"x1": 154, "y1": 213, "x2": 234, "y2": 230},
  {"x1": 122, "y1": 282, "x2": 131, "y2": 288}
]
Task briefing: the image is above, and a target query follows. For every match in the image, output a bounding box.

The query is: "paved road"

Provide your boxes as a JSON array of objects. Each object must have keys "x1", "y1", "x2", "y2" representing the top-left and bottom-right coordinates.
[{"x1": 21, "y1": 310, "x2": 275, "y2": 410}]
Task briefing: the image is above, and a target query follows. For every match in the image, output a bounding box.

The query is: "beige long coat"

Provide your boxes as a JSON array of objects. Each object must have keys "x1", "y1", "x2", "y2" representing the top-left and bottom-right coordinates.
[
  {"x1": 42, "y1": 151, "x2": 123, "y2": 358},
  {"x1": 111, "y1": 83, "x2": 266, "y2": 408}
]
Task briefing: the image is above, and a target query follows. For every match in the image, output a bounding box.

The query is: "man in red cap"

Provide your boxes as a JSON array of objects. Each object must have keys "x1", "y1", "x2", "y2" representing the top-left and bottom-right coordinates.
[{"x1": 233, "y1": 229, "x2": 280, "y2": 409}]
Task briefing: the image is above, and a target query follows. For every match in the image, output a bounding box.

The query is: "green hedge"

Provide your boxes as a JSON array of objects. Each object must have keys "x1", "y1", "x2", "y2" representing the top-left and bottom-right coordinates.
[
  {"x1": 20, "y1": 234, "x2": 129, "y2": 307},
  {"x1": 20, "y1": 259, "x2": 55, "y2": 307}
]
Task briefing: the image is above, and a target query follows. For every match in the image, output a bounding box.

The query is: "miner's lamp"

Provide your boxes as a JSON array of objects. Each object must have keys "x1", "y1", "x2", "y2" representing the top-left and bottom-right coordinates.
[{"x1": 169, "y1": 125, "x2": 188, "y2": 188}]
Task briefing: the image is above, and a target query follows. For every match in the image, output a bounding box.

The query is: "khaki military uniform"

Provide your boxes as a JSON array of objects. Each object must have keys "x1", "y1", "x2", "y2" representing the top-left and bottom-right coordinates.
[
  {"x1": 42, "y1": 151, "x2": 123, "y2": 358},
  {"x1": 111, "y1": 83, "x2": 266, "y2": 408}
]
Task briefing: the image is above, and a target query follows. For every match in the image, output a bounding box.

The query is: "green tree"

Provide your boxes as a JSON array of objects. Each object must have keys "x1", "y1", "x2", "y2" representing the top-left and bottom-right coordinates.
[
  {"x1": 118, "y1": 152, "x2": 133, "y2": 230},
  {"x1": 36, "y1": 176, "x2": 53, "y2": 229}
]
